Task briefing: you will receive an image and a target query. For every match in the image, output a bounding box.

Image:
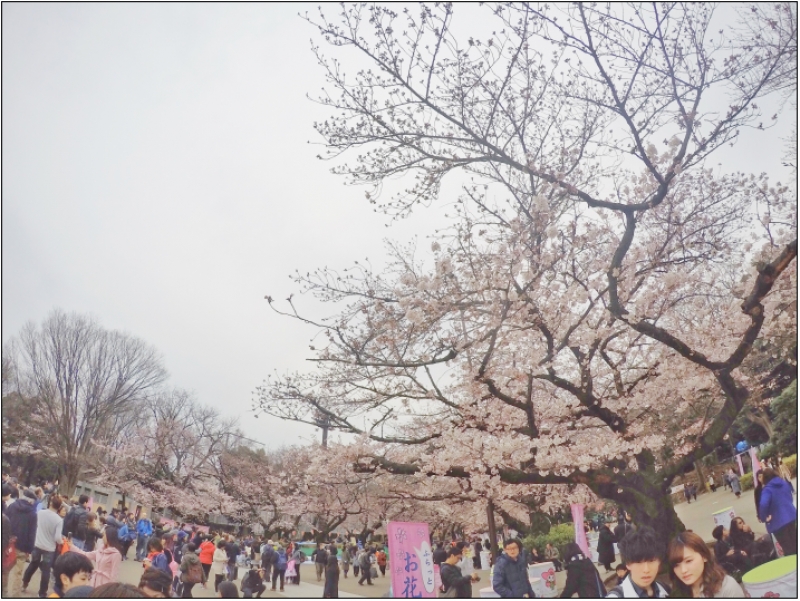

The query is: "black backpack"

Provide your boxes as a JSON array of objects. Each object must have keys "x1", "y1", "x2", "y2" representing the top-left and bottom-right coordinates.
[{"x1": 62, "y1": 507, "x2": 78, "y2": 537}]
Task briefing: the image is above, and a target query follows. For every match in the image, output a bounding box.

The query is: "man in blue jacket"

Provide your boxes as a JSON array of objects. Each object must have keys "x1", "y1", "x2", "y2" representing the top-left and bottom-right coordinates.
[
  {"x1": 492, "y1": 538, "x2": 535, "y2": 598},
  {"x1": 136, "y1": 511, "x2": 154, "y2": 561}
]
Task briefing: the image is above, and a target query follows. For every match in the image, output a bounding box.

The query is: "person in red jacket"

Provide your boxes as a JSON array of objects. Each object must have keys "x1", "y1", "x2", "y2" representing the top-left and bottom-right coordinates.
[{"x1": 198, "y1": 536, "x2": 216, "y2": 580}]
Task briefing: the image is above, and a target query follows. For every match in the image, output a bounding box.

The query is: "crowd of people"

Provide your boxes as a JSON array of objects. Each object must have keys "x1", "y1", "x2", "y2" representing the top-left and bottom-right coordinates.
[
  {"x1": 431, "y1": 466, "x2": 795, "y2": 599},
  {"x1": 1, "y1": 472, "x2": 390, "y2": 599},
  {"x1": 1, "y1": 462, "x2": 795, "y2": 599}
]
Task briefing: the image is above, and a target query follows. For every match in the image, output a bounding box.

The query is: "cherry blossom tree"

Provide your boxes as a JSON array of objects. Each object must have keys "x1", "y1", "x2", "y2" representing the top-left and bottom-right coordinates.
[
  {"x1": 273, "y1": 443, "x2": 388, "y2": 543},
  {"x1": 217, "y1": 445, "x2": 304, "y2": 536},
  {"x1": 97, "y1": 389, "x2": 241, "y2": 520},
  {"x1": 256, "y1": 2, "x2": 796, "y2": 542}
]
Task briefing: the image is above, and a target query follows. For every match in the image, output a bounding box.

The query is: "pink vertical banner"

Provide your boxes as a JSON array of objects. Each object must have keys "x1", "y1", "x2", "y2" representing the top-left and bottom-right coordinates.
[
  {"x1": 387, "y1": 521, "x2": 436, "y2": 598},
  {"x1": 570, "y1": 504, "x2": 590, "y2": 557},
  {"x1": 87, "y1": 497, "x2": 94, "y2": 510},
  {"x1": 736, "y1": 454, "x2": 745, "y2": 476},
  {"x1": 749, "y1": 447, "x2": 762, "y2": 474}
]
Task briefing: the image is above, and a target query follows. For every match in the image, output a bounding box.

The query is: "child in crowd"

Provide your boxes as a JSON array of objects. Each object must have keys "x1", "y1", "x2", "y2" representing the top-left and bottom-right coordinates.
[
  {"x1": 143, "y1": 537, "x2": 171, "y2": 575},
  {"x1": 604, "y1": 563, "x2": 629, "y2": 590},
  {"x1": 50, "y1": 552, "x2": 94, "y2": 598}
]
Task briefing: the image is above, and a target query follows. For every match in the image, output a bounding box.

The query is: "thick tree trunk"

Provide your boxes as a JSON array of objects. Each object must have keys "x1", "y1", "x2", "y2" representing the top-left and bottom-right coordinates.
[
  {"x1": 626, "y1": 490, "x2": 685, "y2": 543},
  {"x1": 61, "y1": 462, "x2": 82, "y2": 502},
  {"x1": 486, "y1": 501, "x2": 499, "y2": 563},
  {"x1": 746, "y1": 408, "x2": 775, "y2": 439},
  {"x1": 592, "y1": 468, "x2": 685, "y2": 545},
  {"x1": 695, "y1": 461, "x2": 709, "y2": 493}
]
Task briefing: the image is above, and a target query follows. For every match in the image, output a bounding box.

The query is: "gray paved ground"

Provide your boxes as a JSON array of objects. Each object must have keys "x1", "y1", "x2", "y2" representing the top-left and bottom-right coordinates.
[{"x1": 15, "y1": 478, "x2": 795, "y2": 598}]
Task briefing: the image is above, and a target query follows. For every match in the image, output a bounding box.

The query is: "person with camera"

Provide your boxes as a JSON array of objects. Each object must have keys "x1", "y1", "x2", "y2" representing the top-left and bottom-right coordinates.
[{"x1": 441, "y1": 546, "x2": 480, "y2": 598}]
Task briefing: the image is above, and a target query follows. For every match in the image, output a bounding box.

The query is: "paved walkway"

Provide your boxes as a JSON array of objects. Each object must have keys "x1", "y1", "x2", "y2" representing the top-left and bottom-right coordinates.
[{"x1": 16, "y1": 478, "x2": 795, "y2": 598}]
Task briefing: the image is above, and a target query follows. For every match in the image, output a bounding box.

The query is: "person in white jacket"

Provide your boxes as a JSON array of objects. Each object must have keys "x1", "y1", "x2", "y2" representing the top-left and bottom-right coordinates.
[{"x1": 212, "y1": 540, "x2": 229, "y2": 592}]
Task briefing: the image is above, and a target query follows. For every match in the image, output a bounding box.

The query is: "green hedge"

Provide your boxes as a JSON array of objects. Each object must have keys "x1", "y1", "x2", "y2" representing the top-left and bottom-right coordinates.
[
  {"x1": 740, "y1": 473, "x2": 754, "y2": 491},
  {"x1": 522, "y1": 523, "x2": 578, "y2": 559}
]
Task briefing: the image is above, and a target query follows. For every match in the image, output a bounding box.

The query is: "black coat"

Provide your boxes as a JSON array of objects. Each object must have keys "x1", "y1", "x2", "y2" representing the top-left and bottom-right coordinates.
[
  {"x1": 597, "y1": 527, "x2": 616, "y2": 565},
  {"x1": 441, "y1": 562, "x2": 473, "y2": 598},
  {"x1": 7, "y1": 500, "x2": 37, "y2": 554},
  {"x1": 242, "y1": 569, "x2": 264, "y2": 590},
  {"x1": 323, "y1": 563, "x2": 339, "y2": 598},
  {"x1": 560, "y1": 557, "x2": 606, "y2": 598},
  {"x1": 2, "y1": 513, "x2": 10, "y2": 553},
  {"x1": 226, "y1": 542, "x2": 240, "y2": 564},
  {"x1": 62, "y1": 504, "x2": 89, "y2": 541},
  {"x1": 313, "y1": 548, "x2": 329, "y2": 564}
]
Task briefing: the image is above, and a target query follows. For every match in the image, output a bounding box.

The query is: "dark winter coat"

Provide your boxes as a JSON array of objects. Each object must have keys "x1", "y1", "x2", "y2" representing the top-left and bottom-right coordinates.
[
  {"x1": 323, "y1": 560, "x2": 339, "y2": 598},
  {"x1": 85, "y1": 526, "x2": 102, "y2": 552},
  {"x1": 492, "y1": 552, "x2": 534, "y2": 598},
  {"x1": 597, "y1": 526, "x2": 616, "y2": 566},
  {"x1": 560, "y1": 556, "x2": 606, "y2": 598},
  {"x1": 6, "y1": 499, "x2": 37, "y2": 554},
  {"x1": 758, "y1": 477, "x2": 797, "y2": 534},
  {"x1": 2, "y1": 513, "x2": 11, "y2": 555},
  {"x1": 62, "y1": 504, "x2": 89, "y2": 541},
  {"x1": 226, "y1": 542, "x2": 240, "y2": 564},
  {"x1": 313, "y1": 547, "x2": 329, "y2": 564},
  {"x1": 441, "y1": 562, "x2": 473, "y2": 598},
  {"x1": 241, "y1": 569, "x2": 264, "y2": 590}
]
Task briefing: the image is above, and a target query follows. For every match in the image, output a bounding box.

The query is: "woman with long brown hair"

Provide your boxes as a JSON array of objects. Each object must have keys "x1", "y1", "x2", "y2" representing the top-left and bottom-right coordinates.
[{"x1": 667, "y1": 531, "x2": 744, "y2": 598}]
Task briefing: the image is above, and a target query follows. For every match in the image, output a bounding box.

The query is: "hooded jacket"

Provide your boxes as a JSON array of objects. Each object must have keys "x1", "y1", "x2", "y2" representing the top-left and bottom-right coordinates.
[
  {"x1": 71, "y1": 542, "x2": 122, "y2": 588},
  {"x1": 180, "y1": 551, "x2": 207, "y2": 584},
  {"x1": 758, "y1": 477, "x2": 796, "y2": 534},
  {"x1": 6, "y1": 497, "x2": 37, "y2": 554}
]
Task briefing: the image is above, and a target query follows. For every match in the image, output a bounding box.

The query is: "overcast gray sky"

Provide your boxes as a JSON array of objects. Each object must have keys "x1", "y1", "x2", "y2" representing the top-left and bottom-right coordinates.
[
  {"x1": 2, "y1": 3, "x2": 445, "y2": 449},
  {"x1": 3, "y1": 4, "x2": 794, "y2": 450}
]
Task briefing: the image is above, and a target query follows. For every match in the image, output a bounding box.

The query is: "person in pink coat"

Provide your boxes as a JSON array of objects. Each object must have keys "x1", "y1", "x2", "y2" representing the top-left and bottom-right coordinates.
[{"x1": 69, "y1": 525, "x2": 123, "y2": 587}]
